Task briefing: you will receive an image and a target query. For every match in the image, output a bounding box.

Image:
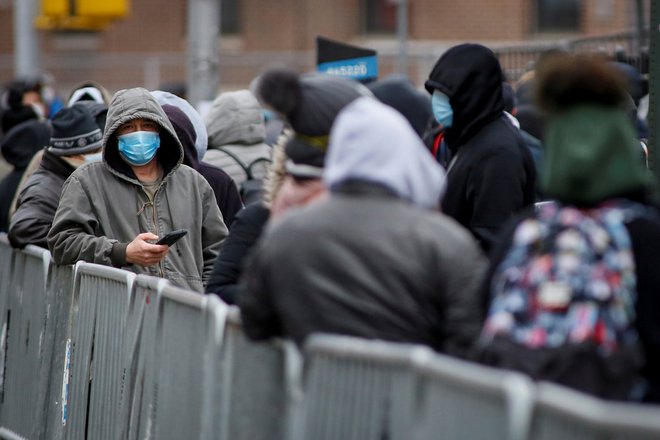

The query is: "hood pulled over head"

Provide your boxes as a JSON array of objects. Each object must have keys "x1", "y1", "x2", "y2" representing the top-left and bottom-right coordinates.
[
  {"x1": 161, "y1": 104, "x2": 199, "y2": 169},
  {"x1": 536, "y1": 53, "x2": 653, "y2": 205},
  {"x1": 102, "y1": 87, "x2": 183, "y2": 179},
  {"x1": 151, "y1": 90, "x2": 208, "y2": 161},
  {"x1": 325, "y1": 97, "x2": 446, "y2": 209},
  {"x1": 425, "y1": 43, "x2": 504, "y2": 148},
  {"x1": 205, "y1": 89, "x2": 266, "y2": 148},
  {"x1": 1, "y1": 119, "x2": 51, "y2": 168}
]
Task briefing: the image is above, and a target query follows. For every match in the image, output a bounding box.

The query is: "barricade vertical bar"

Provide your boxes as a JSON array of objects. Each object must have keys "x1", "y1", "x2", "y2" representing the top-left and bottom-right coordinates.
[
  {"x1": 200, "y1": 296, "x2": 228, "y2": 440},
  {"x1": 0, "y1": 234, "x2": 14, "y2": 423},
  {"x1": 296, "y1": 335, "x2": 426, "y2": 440},
  {"x1": 126, "y1": 275, "x2": 167, "y2": 440},
  {"x1": 147, "y1": 286, "x2": 227, "y2": 440},
  {"x1": 0, "y1": 234, "x2": 13, "y2": 315},
  {"x1": 0, "y1": 245, "x2": 51, "y2": 439},
  {"x1": 154, "y1": 286, "x2": 206, "y2": 439},
  {"x1": 65, "y1": 263, "x2": 135, "y2": 440},
  {"x1": 283, "y1": 341, "x2": 304, "y2": 440},
  {"x1": 411, "y1": 353, "x2": 534, "y2": 440},
  {"x1": 41, "y1": 263, "x2": 75, "y2": 440},
  {"x1": 217, "y1": 307, "x2": 289, "y2": 440}
]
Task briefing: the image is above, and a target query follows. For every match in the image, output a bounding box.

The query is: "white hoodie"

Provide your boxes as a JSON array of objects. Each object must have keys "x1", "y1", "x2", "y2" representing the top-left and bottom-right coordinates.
[{"x1": 325, "y1": 97, "x2": 446, "y2": 209}]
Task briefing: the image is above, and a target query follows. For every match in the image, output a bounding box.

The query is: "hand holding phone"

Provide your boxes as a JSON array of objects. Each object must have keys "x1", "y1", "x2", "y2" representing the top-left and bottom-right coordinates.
[{"x1": 155, "y1": 229, "x2": 188, "y2": 246}]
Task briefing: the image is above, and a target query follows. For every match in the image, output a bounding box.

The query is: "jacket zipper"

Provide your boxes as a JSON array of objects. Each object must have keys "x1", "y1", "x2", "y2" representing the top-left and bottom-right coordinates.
[
  {"x1": 139, "y1": 185, "x2": 165, "y2": 279},
  {"x1": 152, "y1": 187, "x2": 165, "y2": 278}
]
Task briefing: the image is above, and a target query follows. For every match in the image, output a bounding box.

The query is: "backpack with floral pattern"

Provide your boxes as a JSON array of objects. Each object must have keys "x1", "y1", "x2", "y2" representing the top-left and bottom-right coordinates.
[{"x1": 478, "y1": 201, "x2": 649, "y2": 398}]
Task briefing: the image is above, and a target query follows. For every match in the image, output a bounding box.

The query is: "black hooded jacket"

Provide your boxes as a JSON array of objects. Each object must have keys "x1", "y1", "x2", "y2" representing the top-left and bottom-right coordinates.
[
  {"x1": 425, "y1": 44, "x2": 536, "y2": 252},
  {"x1": 0, "y1": 119, "x2": 51, "y2": 232},
  {"x1": 9, "y1": 150, "x2": 75, "y2": 248}
]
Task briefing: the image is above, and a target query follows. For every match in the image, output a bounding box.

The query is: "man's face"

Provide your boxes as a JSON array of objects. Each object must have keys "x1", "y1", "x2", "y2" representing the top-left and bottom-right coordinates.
[{"x1": 117, "y1": 118, "x2": 159, "y2": 136}]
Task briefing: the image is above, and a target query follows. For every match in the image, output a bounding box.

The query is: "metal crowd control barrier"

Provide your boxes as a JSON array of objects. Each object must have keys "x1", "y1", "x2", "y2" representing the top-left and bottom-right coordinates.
[
  {"x1": 140, "y1": 284, "x2": 227, "y2": 440},
  {"x1": 529, "y1": 382, "x2": 660, "y2": 440},
  {"x1": 64, "y1": 262, "x2": 136, "y2": 440},
  {"x1": 295, "y1": 334, "x2": 431, "y2": 440},
  {"x1": 412, "y1": 352, "x2": 534, "y2": 440},
  {"x1": 6, "y1": 231, "x2": 660, "y2": 440},
  {"x1": 216, "y1": 306, "x2": 294, "y2": 440},
  {"x1": 0, "y1": 244, "x2": 51, "y2": 439}
]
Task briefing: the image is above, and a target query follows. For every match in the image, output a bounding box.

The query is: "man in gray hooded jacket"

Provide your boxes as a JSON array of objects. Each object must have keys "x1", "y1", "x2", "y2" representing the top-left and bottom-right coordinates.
[{"x1": 47, "y1": 87, "x2": 227, "y2": 292}]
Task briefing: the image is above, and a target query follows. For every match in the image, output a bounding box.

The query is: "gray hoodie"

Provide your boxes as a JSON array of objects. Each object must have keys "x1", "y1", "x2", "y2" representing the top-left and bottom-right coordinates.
[
  {"x1": 204, "y1": 90, "x2": 271, "y2": 184},
  {"x1": 47, "y1": 87, "x2": 227, "y2": 292}
]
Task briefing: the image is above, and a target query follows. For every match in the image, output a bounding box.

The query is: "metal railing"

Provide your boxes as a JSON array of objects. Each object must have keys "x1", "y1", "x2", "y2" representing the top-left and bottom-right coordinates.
[
  {"x1": 0, "y1": 233, "x2": 659, "y2": 439},
  {"x1": 493, "y1": 29, "x2": 650, "y2": 82}
]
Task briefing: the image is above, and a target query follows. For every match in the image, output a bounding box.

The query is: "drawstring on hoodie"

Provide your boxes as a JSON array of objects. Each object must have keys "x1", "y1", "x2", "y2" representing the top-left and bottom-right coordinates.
[{"x1": 137, "y1": 201, "x2": 153, "y2": 217}]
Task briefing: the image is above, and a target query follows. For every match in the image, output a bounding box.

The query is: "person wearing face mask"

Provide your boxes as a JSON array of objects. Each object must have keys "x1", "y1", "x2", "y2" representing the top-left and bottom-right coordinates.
[
  {"x1": 8, "y1": 104, "x2": 102, "y2": 248},
  {"x1": 47, "y1": 87, "x2": 227, "y2": 293},
  {"x1": 8, "y1": 99, "x2": 109, "y2": 220},
  {"x1": 425, "y1": 44, "x2": 537, "y2": 253}
]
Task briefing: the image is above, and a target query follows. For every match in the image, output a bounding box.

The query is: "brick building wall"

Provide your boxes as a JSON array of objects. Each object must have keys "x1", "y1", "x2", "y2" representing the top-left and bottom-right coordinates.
[
  {"x1": 243, "y1": 0, "x2": 360, "y2": 51},
  {"x1": 582, "y1": 0, "x2": 631, "y2": 36},
  {"x1": 411, "y1": 0, "x2": 530, "y2": 41},
  {"x1": 0, "y1": 0, "x2": 646, "y2": 95}
]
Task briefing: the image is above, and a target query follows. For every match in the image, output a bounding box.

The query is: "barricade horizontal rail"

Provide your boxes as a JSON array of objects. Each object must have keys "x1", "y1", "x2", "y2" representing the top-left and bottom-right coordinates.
[{"x1": 2, "y1": 233, "x2": 660, "y2": 439}]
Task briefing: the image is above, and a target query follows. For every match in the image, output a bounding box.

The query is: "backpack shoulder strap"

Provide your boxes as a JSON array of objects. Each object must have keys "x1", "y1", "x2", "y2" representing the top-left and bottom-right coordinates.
[
  {"x1": 245, "y1": 156, "x2": 272, "y2": 176},
  {"x1": 217, "y1": 146, "x2": 251, "y2": 179}
]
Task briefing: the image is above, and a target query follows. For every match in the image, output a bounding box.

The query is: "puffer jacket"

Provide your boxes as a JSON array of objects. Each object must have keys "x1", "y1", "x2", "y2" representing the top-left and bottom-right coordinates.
[
  {"x1": 47, "y1": 87, "x2": 227, "y2": 292},
  {"x1": 204, "y1": 90, "x2": 271, "y2": 185}
]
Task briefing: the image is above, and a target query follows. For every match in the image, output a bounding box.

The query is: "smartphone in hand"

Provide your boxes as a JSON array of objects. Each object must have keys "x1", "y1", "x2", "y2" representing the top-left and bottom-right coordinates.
[{"x1": 155, "y1": 229, "x2": 188, "y2": 246}]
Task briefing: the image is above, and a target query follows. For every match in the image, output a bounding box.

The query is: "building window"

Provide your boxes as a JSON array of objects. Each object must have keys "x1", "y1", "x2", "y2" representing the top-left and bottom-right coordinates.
[
  {"x1": 364, "y1": 0, "x2": 397, "y2": 34},
  {"x1": 221, "y1": 0, "x2": 241, "y2": 34},
  {"x1": 536, "y1": 0, "x2": 581, "y2": 33}
]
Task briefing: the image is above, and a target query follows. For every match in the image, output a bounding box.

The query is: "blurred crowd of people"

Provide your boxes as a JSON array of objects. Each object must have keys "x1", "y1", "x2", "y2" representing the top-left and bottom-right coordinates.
[{"x1": 1, "y1": 44, "x2": 658, "y2": 404}]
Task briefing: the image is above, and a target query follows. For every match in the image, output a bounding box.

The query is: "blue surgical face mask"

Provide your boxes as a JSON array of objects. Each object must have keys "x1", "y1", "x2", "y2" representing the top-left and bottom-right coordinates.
[
  {"x1": 84, "y1": 151, "x2": 103, "y2": 164},
  {"x1": 431, "y1": 90, "x2": 453, "y2": 129},
  {"x1": 117, "y1": 131, "x2": 160, "y2": 166},
  {"x1": 263, "y1": 109, "x2": 274, "y2": 122}
]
